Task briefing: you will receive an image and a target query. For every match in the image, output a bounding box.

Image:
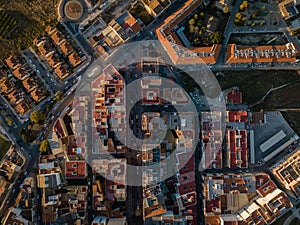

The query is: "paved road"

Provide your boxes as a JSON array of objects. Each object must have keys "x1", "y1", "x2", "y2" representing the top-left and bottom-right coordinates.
[{"x1": 22, "y1": 49, "x2": 59, "y2": 92}]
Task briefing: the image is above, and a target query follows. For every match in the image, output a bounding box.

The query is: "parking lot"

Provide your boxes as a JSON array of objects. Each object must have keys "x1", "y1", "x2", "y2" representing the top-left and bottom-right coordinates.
[{"x1": 249, "y1": 111, "x2": 298, "y2": 164}]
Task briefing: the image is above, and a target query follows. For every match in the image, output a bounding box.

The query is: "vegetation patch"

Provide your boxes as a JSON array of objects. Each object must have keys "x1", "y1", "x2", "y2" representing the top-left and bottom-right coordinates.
[
  {"x1": 0, "y1": 135, "x2": 11, "y2": 160},
  {"x1": 282, "y1": 112, "x2": 300, "y2": 135},
  {"x1": 182, "y1": 5, "x2": 229, "y2": 47},
  {"x1": 0, "y1": 10, "x2": 18, "y2": 39},
  {"x1": 228, "y1": 32, "x2": 288, "y2": 46},
  {"x1": 130, "y1": 3, "x2": 153, "y2": 26},
  {"x1": 216, "y1": 70, "x2": 300, "y2": 105},
  {"x1": 0, "y1": 0, "x2": 59, "y2": 60}
]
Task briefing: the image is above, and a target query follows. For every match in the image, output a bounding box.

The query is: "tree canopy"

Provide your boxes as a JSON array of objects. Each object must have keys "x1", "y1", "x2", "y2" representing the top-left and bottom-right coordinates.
[
  {"x1": 210, "y1": 31, "x2": 223, "y2": 44},
  {"x1": 5, "y1": 116, "x2": 13, "y2": 126},
  {"x1": 54, "y1": 91, "x2": 63, "y2": 102},
  {"x1": 39, "y1": 140, "x2": 50, "y2": 153},
  {"x1": 30, "y1": 110, "x2": 46, "y2": 124}
]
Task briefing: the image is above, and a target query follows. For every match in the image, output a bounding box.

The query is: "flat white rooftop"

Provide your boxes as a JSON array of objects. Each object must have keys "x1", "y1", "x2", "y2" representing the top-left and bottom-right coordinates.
[{"x1": 260, "y1": 130, "x2": 286, "y2": 152}]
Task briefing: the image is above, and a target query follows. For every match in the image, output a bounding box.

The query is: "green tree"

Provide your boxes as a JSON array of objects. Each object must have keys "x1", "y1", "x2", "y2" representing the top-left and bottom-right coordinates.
[
  {"x1": 196, "y1": 20, "x2": 202, "y2": 26},
  {"x1": 223, "y1": 5, "x2": 229, "y2": 14},
  {"x1": 39, "y1": 140, "x2": 50, "y2": 153},
  {"x1": 21, "y1": 133, "x2": 30, "y2": 143},
  {"x1": 54, "y1": 91, "x2": 63, "y2": 102},
  {"x1": 200, "y1": 12, "x2": 205, "y2": 18},
  {"x1": 240, "y1": 4, "x2": 245, "y2": 11},
  {"x1": 5, "y1": 116, "x2": 13, "y2": 126},
  {"x1": 210, "y1": 32, "x2": 223, "y2": 44},
  {"x1": 189, "y1": 25, "x2": 194, "y2": 33},
  {"x1": 188, "y1": 18, "x2": 195, "y2": 25},
  {"x1": 30, "y1": 110, "x2": 46, "y2": 124}
]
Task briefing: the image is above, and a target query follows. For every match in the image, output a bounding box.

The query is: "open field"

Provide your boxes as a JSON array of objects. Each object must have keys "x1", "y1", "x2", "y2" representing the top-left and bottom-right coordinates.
[
  {"x1": 217, "y1": 70, "x2": 300, "y2": 135},
  {"x1": 282, "y1": 111, "x2": 300, "y2": 135},
  {"x1": 216, "y1": 70, "x2": 300, "y2": 105},
  {"x1": 0, "y1": 0, "x2": 58, "y2": 60},
  {"x1": 0, "y1": 135, "x2": 11, "y2": 160},
  {"x1": 253, "y1": 82, "x2": 300, "y2": 110}
]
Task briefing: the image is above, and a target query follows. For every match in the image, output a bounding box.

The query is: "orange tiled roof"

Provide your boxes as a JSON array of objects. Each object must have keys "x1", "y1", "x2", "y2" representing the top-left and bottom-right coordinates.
[
  {"x1": 51, "y1": 30, "x2": 66, "y2": 45},
  {"x1": 15, "y1": 101, "x2": 30, "y2": 115},
  {"x1": 22, "y1": 77, "x2": 38, "y2": 92},
  {"x1": 226, "y1": 43, "x2": 298, "y2": 64},
  {"x1": 30, "y1": 88, "x2": 46, "y2": 102},
  {"x1": 65, "y1": 161, "x2": 87, "y2": 179},
  {"x1": 12, "y1": 67, "x2": 29, "y2": 80},
  {"x1": 0, "y1": 78, "x2": 14, "y2": 94},
  {"x1": 54, "y1": 64, "x2": 70, "y2": 79},
  {"x1": 5, "y1": 55, "x2": 22, "y2": 69},
  {"x1": 68, "y1": 52, "x2": 82, "y2": 67}
]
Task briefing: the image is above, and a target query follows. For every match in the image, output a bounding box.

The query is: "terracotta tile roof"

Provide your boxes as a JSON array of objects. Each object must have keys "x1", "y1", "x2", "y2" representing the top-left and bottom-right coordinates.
[
  {"x1": 47, "y1": 54, "x2": 62, "y2": 68},
  {"x1": 60, "y1": 41, "x2": 74, "y2": 55},
  {"x1": 30, "y1": 88, "x2": 46, "y2": 102},
  {"x1": 68, "y1": 52, "x2": 82, "y2": 67},
  {"x1": 33, "y1": 35, "x2": 47, "y2": 46},
  {"x1": 45, "y1": 24, "x2": 57, "y2": 34},
  {"x1": 92, "y1": 64, "x2": 125, "y2": 141},
  {"x1": 205, "y1": 215, "x2": 222, "y2": 225},
  {"x1": 15, "y1": 101, "x2": 30, "y2": 115},
  {"x1": 257, "y1": 180, "x2": 277, "y2": 197},
  {"x1": 0, "y1": 78, "x2": 14, "y2": 94},
  {"x1": 5, "y1": 55, "x2": 22, "y2": 69},
  {"x1": 13, "y1": 67, "x2": 30, "y2": 80},
  {"x1": 226, "y1": 43, "x2": 298, "y2": 64},
  {"x1": 38, "y1": 42, "x2": 55, "y2": 56},
  {"x1": 22, "y1": 77, "x2": 38, "y2": 92},
  {"x1": 226, "y1": 129, "x2": 248, "y2": 169},
  {"x1": 227, "y1": 111, "x2": 248, "y2": 123},
  {"x1": 51, "y1": 30, "x2": 66, "y2": 45},
  {"x1": 54, "y1": 64, "x2": 70, "y2": 79},
  {"x1": 65, "y1": 161, "x2": 87, "y2": 179},
  {"x1": 144, "y1": 204, "x2": 167, "y2": 219},
  {"x1": 8, "y1": 89, "x2": 24, "y2": 104},
  {"x1": 226, "y1": 89, "x2": 242, "y2": 104},
  {"x1": 125, "y1": 17, "x2": 142, "y2": 34}
]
